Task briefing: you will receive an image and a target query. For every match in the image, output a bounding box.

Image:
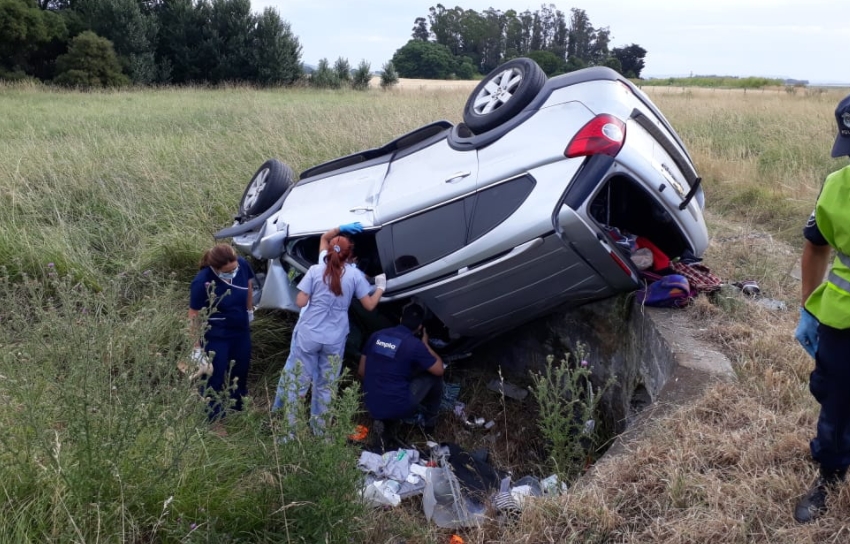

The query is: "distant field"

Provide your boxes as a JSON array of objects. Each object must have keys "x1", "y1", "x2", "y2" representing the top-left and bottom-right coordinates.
[
  {"x1": 1, "y1": 81, "x2": 849, "y2": 541},
  {"x1": 371, "y1": 76, "x2": 478, "y2": 90}
]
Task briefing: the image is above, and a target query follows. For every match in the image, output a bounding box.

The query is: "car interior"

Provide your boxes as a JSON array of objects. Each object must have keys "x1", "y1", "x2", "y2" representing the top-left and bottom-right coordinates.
[
  {"x1": 288, "y1": 232, "x2": 385, "y2": 279},
  {"x1": 589, "y1": 175, "x2": 691, "y2": 262}
]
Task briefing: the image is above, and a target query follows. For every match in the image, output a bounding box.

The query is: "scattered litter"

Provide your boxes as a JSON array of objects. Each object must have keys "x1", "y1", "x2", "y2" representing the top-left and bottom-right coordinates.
[
  {"x1": 541, "y1": 474, "x2": 568, "y2": 496},
  {"x1": 423, "y1": 460, "x2": 486, "y2": 528},
  {"x1": 484, "y1": 420, "x2": 496, "y2": 430},
  {"x1": 362, "y1": 478, "x2": 401, "y2": 507},
  {"x1": 755, "y1": 297, "x2": 787, "y2": 311},
  {"x1": 450, "y1": 535, "x2": 465, "y2": 544},
  {"x1": 348, "y1": 424, "x2": 369, "y2": 442},
  {"x1": 487, "y1": 379, "x2": 529, "y2": 401},
  {"x1": 732, "y1": 280, "x2": 760, "y2": 297}
]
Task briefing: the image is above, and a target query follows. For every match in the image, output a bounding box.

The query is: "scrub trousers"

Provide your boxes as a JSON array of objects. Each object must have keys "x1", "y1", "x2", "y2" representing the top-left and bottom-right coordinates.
[
  {"x1": 272, "y1": 329, "x2": 346, "y2": 431},
  {"x1": 201, "y1": 329, "x2": 251, "y2": 422},
  {"x1": 810, "y1": 323, "x2": 850, "y2": 475}
]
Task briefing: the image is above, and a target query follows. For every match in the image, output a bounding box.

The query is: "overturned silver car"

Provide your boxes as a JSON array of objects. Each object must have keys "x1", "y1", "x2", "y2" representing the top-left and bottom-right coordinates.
[{"x1": 215, "y1": 58, "x2": 707, "y2": 355}]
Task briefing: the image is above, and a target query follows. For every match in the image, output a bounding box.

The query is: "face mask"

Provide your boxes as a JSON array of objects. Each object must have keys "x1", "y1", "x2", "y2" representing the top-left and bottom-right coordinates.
[{"x1": 217, "y1": 265, "x2": 239, "y2": 280}]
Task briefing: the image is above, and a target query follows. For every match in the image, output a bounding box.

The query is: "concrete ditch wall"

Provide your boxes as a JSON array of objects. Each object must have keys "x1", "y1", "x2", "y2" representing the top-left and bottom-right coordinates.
[{"x1": 477, "y1": 295, "x2": 734, "y2": 445}]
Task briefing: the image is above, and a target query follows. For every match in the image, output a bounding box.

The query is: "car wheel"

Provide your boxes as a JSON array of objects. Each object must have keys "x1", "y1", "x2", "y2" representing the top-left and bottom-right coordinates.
[
  {"x1": 462, "y1": 58, "x2": 546, "y2": 134},
  {"x1": 238, "y1": 159, "x2": 294, "y2": 218}
]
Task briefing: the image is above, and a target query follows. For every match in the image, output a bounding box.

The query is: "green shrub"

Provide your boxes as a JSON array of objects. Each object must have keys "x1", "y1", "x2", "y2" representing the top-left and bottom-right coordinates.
[
  {"x1": 351, "y1": 60, "x2": 371, "y2": 91},
  {"x1": 380, "y1": 61, "x2": 398, "y2": 89},
  {"x1": 310, "y1": 57, "x2": 341, "y2": 89},
  {"x1": 54, "y1": 31, "x2": 129, "y2": 88},
  {"x1": 531, "y1": 345, "x2": 610, "y2": 481}
]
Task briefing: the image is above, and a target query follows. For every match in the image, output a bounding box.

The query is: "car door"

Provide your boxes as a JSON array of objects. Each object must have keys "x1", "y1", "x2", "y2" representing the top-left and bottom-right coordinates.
[{"x1": 374, "y1": 138, "x2": 478, "y2": 224}]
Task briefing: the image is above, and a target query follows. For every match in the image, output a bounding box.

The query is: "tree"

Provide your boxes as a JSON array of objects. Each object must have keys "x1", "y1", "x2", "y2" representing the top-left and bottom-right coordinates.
[
  {"x1": 454, "y1": 55, "x2": 476, "y2": 79},
  {"x1": 380, "y1": 60, "x2": 397, "y2": 89},
  {"x1": 567, "y1": 8, "x2": 593, "y2": 65},
  {"x1": 527, "y1": 50, "x2": 562, "y2": 76},
  {"x1": 391, "y1": 39, "x2": 454, "y2": 79},
  {"x1": 310, "y1": 57, "x2": 340, "y2": 88},
  {"x1": 588, "y1": 26, "x2": 611, "y2": 66},
  {"x1": 74, "y1": 0, "x2": 159, "y2": 84},
  {"x1": 196, "y1": 0, "x2": 255, "y2": 83},
  {"x1": 411, "y1": 16, "x2": 428, "y2": 41},
  {"x1": 252, "y1": 7, "x2": 301, "y2": 85},
  {"x1": 612, "y1": 43, "x2": 647, "y2": 78},
  {"x1": 54, "y1": 30, "x2": 128, "y2": 86},
  {"x1": 0, "y1": 0, "x2": 67, "y2": 79},
  {"x1": 603, "y1": 56, "x2": 622, "y2": 74},
  {"x1": 351, "y1": 59, "x2": 370, "y2": 90},
  {"x1": 333, "y1": 56, "x2": 350, "y2": 83}
]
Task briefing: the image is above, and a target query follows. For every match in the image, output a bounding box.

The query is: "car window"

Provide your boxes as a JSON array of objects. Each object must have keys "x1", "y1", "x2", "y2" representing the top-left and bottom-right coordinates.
[
  {"x1": 467, "y1": 176, "x2": 536, "y2": 242},
  {"x1": 388, "y1": 200, "x2": 467, "y2": 275}
]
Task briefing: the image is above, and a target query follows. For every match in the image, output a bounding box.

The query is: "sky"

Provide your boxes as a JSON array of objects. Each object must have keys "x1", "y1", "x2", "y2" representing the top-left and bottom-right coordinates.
[{"x1": 250, "y1": 0, "x2": 848, "y2": 84}]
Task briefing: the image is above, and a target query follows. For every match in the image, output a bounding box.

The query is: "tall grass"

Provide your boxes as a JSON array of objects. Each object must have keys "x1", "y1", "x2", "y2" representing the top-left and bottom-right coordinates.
[
  {"x1": 641, "y1": 76, "x2": 784, "y2": 89},
  {"x1": 2, "y1": 81, "x2": 850, "y2": 541},
  {"x1": 0, "y1": 84, "x2": 468, "y2": 541}
]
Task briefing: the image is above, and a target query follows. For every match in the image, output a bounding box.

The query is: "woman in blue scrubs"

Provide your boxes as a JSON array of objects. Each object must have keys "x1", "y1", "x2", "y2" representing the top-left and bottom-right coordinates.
[
  {"x1": 272, "y1": 223, "x2": 386, "y2": 432},
  {"x1": 189, "y1": 244, "x2": 254, "y2": 422}
]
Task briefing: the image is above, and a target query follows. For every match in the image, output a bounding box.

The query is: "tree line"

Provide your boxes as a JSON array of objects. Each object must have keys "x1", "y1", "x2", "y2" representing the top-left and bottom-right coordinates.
[
  {"x1": 1, "y1": 0, "x2": 304, "y2": 86},
  {"x1": 393, "y1": 4, "x2": 647, "y2": 80}
]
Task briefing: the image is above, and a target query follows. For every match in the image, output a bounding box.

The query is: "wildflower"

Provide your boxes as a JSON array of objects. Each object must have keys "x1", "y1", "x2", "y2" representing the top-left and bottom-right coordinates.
[
  {"x1": 190, "y1": 523, "x2": 197, "y2": 530},
  {"x1": 47, "y1": 262, "x2": 55, "y2": 268},
  {"x1": 580, "y1": 360, "x2": 588, "y2": 367},
  {"x1": 143, "y1": 270, "x2": 151, "y2": 276}
]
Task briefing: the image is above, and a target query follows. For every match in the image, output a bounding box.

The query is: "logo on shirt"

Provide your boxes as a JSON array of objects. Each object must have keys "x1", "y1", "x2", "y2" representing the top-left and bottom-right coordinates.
[{"x1": 373, "y1": 335, "x2": 401, "y2": 358}]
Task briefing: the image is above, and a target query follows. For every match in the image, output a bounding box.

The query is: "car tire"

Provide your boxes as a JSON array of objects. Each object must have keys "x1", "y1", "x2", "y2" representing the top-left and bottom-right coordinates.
[
  {"x1": 462, "y1": 58, "x2": 546, "y2": 134},
  {"x1": 238, "y1": 159, "x2": 294, "y2": 218}
]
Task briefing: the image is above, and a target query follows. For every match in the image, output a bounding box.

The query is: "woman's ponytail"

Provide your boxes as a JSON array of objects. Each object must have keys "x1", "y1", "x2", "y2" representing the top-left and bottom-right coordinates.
[{"x1": 322, "y1": 236, "x2": 352, "y2": 296}]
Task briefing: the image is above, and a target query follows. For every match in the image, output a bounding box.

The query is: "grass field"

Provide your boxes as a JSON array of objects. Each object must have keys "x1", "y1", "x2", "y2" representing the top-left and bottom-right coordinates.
[{"x1": 1, "y1": 79, "x2": 850, "y2": 542}]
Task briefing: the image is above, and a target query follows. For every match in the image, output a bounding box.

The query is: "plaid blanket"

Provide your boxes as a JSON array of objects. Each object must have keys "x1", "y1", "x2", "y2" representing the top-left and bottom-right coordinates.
[{"x1": 669, "y1": 262, "x2": 722, "y2": 293}]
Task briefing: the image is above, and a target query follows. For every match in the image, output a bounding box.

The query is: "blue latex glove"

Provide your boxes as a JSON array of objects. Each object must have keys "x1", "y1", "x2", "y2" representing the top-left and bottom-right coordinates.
[
  {"x1": 795, "y1": 307, "x2": 819, "y2": 359},
  {"x1": 339, "y1": 222, "x2": 362, "y2": 235}
]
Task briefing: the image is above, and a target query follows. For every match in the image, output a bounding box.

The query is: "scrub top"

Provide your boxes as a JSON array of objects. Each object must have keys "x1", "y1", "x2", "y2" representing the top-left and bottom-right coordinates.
[
  {"x1": 295, "y1": 250, "x2": 372, "y2": 346},
  {"x1": 190, "y1": 256, "x2": 254, "y2": 336}
]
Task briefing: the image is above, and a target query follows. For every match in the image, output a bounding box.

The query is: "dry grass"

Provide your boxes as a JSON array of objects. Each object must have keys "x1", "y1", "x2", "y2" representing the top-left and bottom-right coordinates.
[{"x1": 359, "y1": 86, "x2": 850, "y2": 543}]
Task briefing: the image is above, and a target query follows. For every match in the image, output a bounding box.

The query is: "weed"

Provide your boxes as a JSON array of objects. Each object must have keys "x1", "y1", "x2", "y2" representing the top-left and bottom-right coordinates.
[{"x1": 530, "y1": 344, "x2": 610, "y2": 482}]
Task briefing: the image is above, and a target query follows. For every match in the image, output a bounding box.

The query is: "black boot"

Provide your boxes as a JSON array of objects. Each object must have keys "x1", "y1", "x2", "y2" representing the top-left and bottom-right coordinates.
[{"x1": 794, "y1": 469, "x2": 846, "y2": 524}]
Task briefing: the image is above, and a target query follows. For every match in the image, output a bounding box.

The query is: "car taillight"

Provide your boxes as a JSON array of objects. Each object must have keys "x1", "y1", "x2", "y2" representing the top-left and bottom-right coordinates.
[
  {"x1": 609, "y1": 250, "x2": 633, "y2": 278},
  {"x1": 565, "y1": 114, "x2": 626, "y2": 158}
]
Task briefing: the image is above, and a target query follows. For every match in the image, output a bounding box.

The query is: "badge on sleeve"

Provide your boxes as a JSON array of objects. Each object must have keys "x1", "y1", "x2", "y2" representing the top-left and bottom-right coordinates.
[{"x1": 806, "y1": 212, "x2": 816, "y2": 228}]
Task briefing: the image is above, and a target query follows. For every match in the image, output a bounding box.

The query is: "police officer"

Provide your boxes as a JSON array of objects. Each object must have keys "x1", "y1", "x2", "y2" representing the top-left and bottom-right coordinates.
[
  {"x1": 357, "y1": 303, "x2": 444, "y2": 443},
  {"x1": 793, "y1": 92, "x2": 850, "y2": 523}
]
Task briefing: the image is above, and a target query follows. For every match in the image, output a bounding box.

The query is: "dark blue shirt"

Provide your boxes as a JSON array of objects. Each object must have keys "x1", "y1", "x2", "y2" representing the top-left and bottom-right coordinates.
[
  {"x1": 362, "y1": 325, "x2": 437, "y2": 421},
  {"x1": 190, "y1": 256, "x2": 254, "y2": 336},
  {"x1": 804, "y1": 211, "x2": 829, "y2": 247}
]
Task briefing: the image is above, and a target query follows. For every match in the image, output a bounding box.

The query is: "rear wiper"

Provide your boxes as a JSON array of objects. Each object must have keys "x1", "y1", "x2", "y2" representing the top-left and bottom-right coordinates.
[{"x1": 679, "y1": 177, "x2": 702, "y2": 210}]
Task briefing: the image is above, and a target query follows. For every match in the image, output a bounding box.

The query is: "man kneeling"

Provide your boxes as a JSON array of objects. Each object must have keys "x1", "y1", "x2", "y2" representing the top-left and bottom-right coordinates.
[{"x1": 358, "y1": 303, "x2": 444, "y2": 438}]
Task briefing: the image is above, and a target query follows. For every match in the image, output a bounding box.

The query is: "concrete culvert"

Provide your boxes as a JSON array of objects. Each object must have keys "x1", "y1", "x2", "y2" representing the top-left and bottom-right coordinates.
[{"x1": 476, "y1": 295, "x2": 735, "y2": 465}]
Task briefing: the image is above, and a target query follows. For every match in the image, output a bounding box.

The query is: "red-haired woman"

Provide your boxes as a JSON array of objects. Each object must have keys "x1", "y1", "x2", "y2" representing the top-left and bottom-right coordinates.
[
  {"x1": 188, "y1": 244, "x2": 255, "y2": 422},
  {"x1": 272, "y1": 223, "x2": 386, "y2": 431}
]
